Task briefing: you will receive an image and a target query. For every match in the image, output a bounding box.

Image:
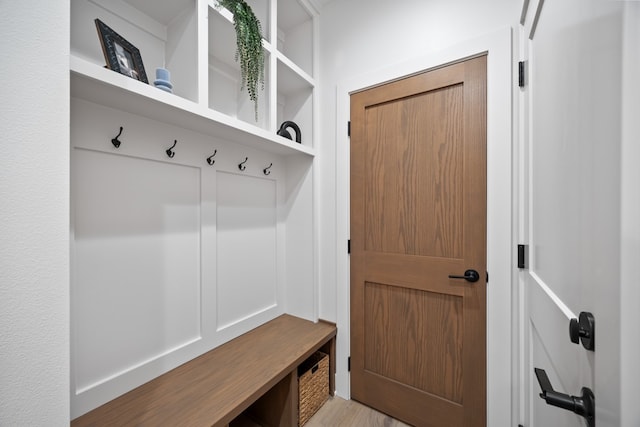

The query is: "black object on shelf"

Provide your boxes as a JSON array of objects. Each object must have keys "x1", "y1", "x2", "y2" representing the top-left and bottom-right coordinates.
[{"x1": 277, "y1": 121, "x2": 301, "y2": 143}]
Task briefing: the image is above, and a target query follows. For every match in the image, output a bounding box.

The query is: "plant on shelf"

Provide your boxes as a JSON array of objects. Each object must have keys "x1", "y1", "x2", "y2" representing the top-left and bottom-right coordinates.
[{"x1": 216, "y1": 0, "x2": 265, "y2": 121}]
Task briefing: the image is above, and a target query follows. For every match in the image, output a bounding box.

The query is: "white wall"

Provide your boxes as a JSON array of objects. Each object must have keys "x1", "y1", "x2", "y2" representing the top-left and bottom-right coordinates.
[{"x1": 0, "y1": 1, "x2": 70, "y2": 425}]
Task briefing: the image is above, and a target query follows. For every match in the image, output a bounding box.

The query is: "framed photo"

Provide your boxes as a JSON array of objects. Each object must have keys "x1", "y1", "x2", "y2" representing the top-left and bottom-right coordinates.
[{"x1": 95, "y1": 19, "x2": 148, "y2": 84}]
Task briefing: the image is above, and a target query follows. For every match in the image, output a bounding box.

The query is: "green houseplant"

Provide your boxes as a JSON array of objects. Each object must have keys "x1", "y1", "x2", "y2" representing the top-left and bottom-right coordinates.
[{"x1": 216, "y1": 0, "x2": 265, "y2": 120}]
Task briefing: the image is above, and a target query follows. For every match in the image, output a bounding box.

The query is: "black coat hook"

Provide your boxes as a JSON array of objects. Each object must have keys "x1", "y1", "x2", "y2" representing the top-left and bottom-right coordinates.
[
  {"x1": 111, "y1": 126, "x2": 123, "y2": 148},
  {"x1": 206, "y1": 149, "x2": 217, "y2": 165},
  {"x1": 166, "y1": 140, "x2": 177, "y2": 158},
  {"x1": 238, "y1": 157, "x2": 248, "y2": 171},
  {"x1": 263, "y1": 163, "x2": 273, "y2": 175}
]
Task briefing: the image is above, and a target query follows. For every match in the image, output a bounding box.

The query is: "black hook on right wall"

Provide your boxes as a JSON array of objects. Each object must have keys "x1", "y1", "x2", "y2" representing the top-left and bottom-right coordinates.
[
  {"x1": 166, "y1": 140, "x2": 177, "y2": 158},
  {"x1": 238, "y1": 157, "x2": 248, "y2": 171},
  {"x1": 111, "y1": 126, "x2": 123, "y2": 148},
  {"x1": 206, "y1": 149, "x2": 217, "y2": 165}
]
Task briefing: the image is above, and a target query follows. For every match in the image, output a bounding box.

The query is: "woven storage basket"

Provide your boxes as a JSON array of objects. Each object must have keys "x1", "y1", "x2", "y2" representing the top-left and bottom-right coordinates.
[{"x1": 298, "y1": 351, "x2": 329, "y2": 426}]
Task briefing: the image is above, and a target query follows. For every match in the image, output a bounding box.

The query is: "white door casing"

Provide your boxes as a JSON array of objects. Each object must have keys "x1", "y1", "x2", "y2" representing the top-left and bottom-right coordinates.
[{"x1": 519, "y1": 1, "x2": 628, "y2": 426}]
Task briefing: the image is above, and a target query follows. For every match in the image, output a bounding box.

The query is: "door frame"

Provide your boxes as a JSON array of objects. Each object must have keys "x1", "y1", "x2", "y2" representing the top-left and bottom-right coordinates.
[{"x1": 334, "y1": 27, "x2": 515, "y2": 426}]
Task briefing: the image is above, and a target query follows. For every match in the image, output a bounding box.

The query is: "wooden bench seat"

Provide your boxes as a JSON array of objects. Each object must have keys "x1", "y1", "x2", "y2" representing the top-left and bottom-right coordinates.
[{"x1": 72, "y1": 314, "x2": 337, "y2": 427}]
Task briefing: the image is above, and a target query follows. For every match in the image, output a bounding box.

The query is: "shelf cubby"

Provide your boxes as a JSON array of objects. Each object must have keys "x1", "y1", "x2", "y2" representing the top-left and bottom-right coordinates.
[
  {"x1": 276, "y1": 0, "x2": 315, "y2": 77},
  {"x1": 277, "y1": 58, "x2": 314, "y2": 147},
  {"x1": 71, "y1": 0, "x2": 199, "y2": 103},
  {"x1": 208, "y1": 4, "x2": 271, "y2": 129}
]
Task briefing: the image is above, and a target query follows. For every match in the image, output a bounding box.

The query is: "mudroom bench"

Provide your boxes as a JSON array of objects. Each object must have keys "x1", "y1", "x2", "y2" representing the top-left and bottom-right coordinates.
[{"x1": 71, "y1": 315, "x2": 337, "y2": 427}]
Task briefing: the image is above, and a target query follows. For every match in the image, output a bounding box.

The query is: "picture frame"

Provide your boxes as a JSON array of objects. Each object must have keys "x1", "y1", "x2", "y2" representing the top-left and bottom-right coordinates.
[{"x1": 95, "y1": 19, "x2": 148, "y2": 84}]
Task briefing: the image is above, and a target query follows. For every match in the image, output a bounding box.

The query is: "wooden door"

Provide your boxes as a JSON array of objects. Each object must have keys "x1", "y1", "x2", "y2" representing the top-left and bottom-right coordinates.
[{"x1": 350, "y1": 55, "x2": 487, "y2": 427}]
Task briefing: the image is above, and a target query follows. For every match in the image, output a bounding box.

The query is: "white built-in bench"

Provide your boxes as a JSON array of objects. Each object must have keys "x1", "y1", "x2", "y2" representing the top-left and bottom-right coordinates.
[{"x1": 71, "y1": 314, "x2": 337, "y2": 427}]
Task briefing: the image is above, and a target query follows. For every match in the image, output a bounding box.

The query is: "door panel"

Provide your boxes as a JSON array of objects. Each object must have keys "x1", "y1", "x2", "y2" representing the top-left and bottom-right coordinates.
[
  {"x1": 531, "y1": 324, "x2": 581, "y2": 427},
  {"x1": 351, "y1": 56, "x2": 487, "y2": 427},
  {"x1": 520, "y1": 0, "x2": 625, "y2": 425},
  {"x1": 363, "y1": 82, "x2": 464, "y2": 258},
  {"x1": 364, "y1": 281, "x2": 463, "y2": 402},
  {"x1": 527, "y1": 274, "x2": 583, "y2": 427}
]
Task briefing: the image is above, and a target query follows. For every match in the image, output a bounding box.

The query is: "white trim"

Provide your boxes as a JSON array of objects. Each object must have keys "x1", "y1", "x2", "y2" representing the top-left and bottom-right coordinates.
[
  {"x1": 334, "y1": 27, "x2": 513, "y2": 426},
  {"x1": 528, "y1": 272, "x2": 576, "y2": 320},
  {"x1": 620, "y1": 5, "x2": 640, "y2": 425},
  {"x1": 520, "y1": 0, "x2": 531, "y2": 25},
  {"x1": 528, "y1": 0, "x2": 545, "y2": 40}
]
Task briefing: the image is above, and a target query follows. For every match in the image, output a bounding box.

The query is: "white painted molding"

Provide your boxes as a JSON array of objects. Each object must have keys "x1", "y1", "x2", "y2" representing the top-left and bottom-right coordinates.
[
  {"x1": 520, "y1": 0, "x2": 531, "y2": 25},
  {"x1": 529, "y1": 0, "x2": 545, "y2": 40}
]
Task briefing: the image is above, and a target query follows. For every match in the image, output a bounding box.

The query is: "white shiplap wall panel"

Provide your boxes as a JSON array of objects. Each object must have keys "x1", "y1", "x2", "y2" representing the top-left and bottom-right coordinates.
[
  {"x1": 72, "y1": 148, "x2": 201, "y2": 394},
  {"x1": 70, "y1": 97, "x2": 295, "y2": 418},
  {"x1": 216, "y1": 171, "x2": 278, "y2": 330}
]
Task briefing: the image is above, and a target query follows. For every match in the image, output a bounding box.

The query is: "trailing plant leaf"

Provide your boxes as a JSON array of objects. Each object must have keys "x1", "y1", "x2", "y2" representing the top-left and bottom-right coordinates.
[{"x1": 216, "y1": 0, "x2": 265, "y2": 121}]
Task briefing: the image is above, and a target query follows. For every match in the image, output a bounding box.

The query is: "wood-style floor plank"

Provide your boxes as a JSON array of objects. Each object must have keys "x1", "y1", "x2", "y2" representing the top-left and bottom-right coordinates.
[{"x1": 305, "y1": 397, "x2": 411, "y2": 427}]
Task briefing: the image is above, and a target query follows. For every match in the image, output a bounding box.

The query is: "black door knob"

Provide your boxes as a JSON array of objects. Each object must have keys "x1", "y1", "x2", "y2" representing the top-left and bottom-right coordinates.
[
  {"x1": 448, "y1": 269, "x2": 480, "y2": 283},
  {"x1": 569, "y1": 311, "x2": 595, "y2": 351}
]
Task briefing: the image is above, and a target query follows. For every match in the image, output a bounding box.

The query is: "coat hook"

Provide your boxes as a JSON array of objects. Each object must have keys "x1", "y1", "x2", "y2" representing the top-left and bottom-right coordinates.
[
  {"x1": 238, "y1": 157, "x2": 248, "y2": 171},
  {"x1": 166, "y1": 140, "x2": 177, "y2": 158},
  {"x1": 111, "y1": 126, "x2": 123, "y2": 148},
  {"x1": 263, "y1": 163, "x2": 273, "y2": 175},
  {"x1": 206, "y1": 149, "x2": 217, "y2": 165}
]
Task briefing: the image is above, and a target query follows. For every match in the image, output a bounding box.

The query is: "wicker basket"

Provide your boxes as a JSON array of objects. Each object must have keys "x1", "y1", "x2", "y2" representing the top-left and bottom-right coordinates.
[{"x1": 298, "y1": 351, "x2": 329, "y2": 426}]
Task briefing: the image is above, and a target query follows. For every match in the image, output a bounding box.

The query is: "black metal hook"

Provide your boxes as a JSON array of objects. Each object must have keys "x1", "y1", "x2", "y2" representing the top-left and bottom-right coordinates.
[
  {"x1": 206, "y1": 149, "x2": 217, "y2": 165},
  {"x1": 166, "y1": 140, "x2": 177, "y2": 158},
  {"x1": 263, "y1": 163, "x2": 273, "y2": 175},
  {"x1": 111, "y1": 126, "x2": 123, "y2": 148},
  {"x1": 238, "y1": 157, "x2": 248, "y2": 171}
]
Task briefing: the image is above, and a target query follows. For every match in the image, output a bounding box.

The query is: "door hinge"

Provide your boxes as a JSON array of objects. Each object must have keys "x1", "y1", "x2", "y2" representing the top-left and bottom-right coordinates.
[
  {"x1": 347, "y1": 121, "x2": 351, "y2": 137},
  {"x1": 518, "y1": 244, "x2": 528, "y2": 269},
  {"x1": 518, "y1": 61, "x2": 526, "y2": 88},
  {"x1": 348, "y1": 356, "x2": 351, "y2": 372},
  {"x1": 348, "y1": 239, "x2": 351, "y2": 254}
]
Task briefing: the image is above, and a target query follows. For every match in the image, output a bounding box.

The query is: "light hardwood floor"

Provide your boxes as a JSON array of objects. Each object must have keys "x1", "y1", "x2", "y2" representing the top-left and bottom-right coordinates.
[
  {"x1": 232, "y1": 396, "x2": 410, "y2": 427},
  {"x1": 304, "y1": 397, "x2": 411, "y2": 427}
]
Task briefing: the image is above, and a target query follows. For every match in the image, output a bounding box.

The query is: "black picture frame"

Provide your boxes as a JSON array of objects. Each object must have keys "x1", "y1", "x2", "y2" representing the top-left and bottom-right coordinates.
[{"x1": 95, "y1": 19, "x2": 148, "y2": 84}]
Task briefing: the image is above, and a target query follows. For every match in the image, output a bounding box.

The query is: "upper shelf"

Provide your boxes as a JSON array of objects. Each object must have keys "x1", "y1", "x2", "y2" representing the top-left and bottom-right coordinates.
[{"x1": 71, "y1": 55, "x2": 315, "y2": 158}]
